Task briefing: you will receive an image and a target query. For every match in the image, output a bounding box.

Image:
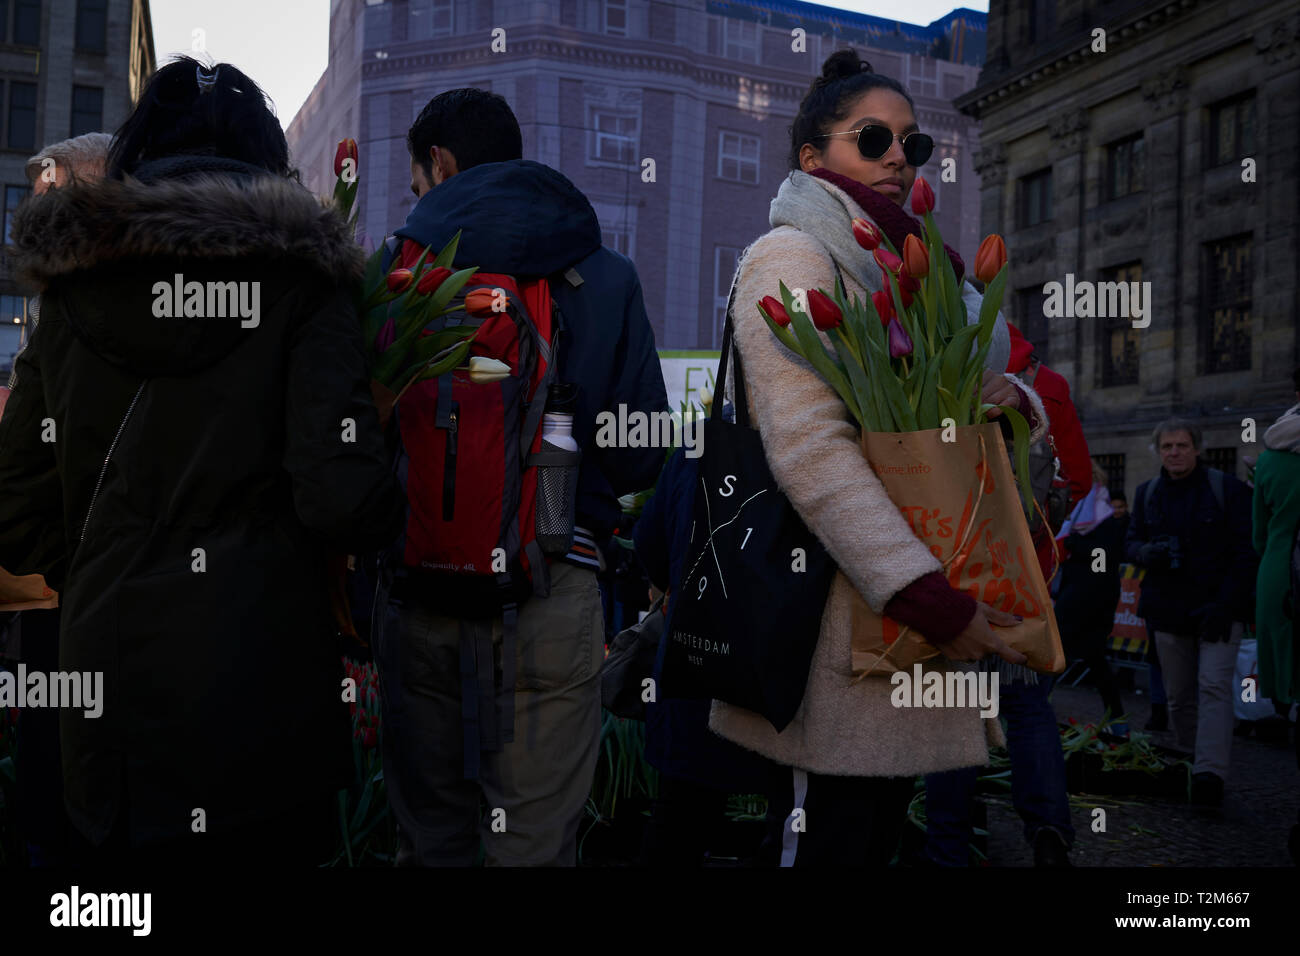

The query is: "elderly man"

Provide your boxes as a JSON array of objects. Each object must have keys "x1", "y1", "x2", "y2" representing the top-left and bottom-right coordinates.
[{"x1": 1125, "y1": 418, "x2": 1257, "y2": 808}]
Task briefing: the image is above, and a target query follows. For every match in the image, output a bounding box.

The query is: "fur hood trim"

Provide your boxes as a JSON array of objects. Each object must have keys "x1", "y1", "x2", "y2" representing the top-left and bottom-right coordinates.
[{"x1": 8, "y1": 173, "x2": 364, "y2": 291}]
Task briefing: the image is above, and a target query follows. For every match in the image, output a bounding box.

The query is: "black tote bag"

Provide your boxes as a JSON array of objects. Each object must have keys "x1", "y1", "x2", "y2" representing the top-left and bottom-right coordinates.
[{"x1": 659, "y1": 290, "x2": 835, "y2": 731}]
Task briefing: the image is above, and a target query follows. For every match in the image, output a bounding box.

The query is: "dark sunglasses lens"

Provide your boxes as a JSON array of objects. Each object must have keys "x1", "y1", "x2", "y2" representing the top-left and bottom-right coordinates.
[
  {"x1": 856, "y1": 126, "x2": 894, "y2": 159},
  {"x1": 904, "y1": 134, "x2": 935, "y2": 167}
]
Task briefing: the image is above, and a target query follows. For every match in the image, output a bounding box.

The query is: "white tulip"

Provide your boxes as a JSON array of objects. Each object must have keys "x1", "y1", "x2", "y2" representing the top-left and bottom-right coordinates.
[{"x1": 466, "y1": 356, "x2": 511, "y2": 384}]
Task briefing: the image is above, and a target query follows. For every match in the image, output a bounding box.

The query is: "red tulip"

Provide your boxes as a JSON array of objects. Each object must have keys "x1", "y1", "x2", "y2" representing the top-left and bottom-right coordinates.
[
  {"x1": 806, "y1": 289, "x2": 843, "y2": 331},
  {"x1": 900, "y1": 284, "x2": 914, "y2": 309},
  {"x1": 759, "y1": 294, "x2": 791, "y2": 328},
  {"x1": 851, "y1": 217, "x2": 882, "y2": 251},
  {"x1": 386, "y1": 268, "x2": 414, "y2": 293},
  {"x1": 898, "y1": 270, "x2": 920, "y2": 294},
  {"x1": 464, "y1": 287, "x2": 502, "y2": 317},
  {"x1": 974, "y1": 234, "x2": 1007, "y2": 284},
  {"x1": 873, "y1": 247, "x2": 903, "y2": 274},
  {"x1": 334, "y1": 138, "x2": 358, "y2": 178},
  {"x1": 416, "y1": 266, "x2": 453, "y2": 295},
  {"x1": 887, "y1": 318, "x2": 913, "y2": 358},
  {"x1": 871, "y1": 289, "x2": 894, "y2": 325},
  {"x1": 362, "y1": 727, "x2": 378, "y2": 749},
  {"x1": 910, "y1": 176, "x2": 935, "y2": 216},
  {"x1": 903, "y1": 234, "x2": 929, "y2": 278}
]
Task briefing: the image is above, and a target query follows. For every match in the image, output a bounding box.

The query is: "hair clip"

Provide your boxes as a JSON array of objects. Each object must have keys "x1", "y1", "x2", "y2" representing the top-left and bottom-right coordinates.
[{"x1": 197, "y1": 64, "x2": 219, "y2": 95}]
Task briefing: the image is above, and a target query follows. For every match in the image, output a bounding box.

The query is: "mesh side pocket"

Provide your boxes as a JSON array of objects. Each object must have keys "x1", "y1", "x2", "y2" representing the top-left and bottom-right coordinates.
[{"x1": 533, "y1": 442, "x2": 581, "y2": 553}]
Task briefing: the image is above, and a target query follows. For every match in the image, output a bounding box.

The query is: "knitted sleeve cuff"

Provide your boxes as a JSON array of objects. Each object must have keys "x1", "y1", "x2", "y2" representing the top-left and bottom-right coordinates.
[{"x1": 883, "y1": 571, "x2": 979, "y2": 645}]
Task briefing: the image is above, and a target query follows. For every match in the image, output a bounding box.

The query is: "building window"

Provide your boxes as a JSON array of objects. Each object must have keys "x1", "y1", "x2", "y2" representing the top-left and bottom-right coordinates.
[
  {"x1": 0, "y1": 294, "x2": 27, "y2": 377},
  {"x1": 1106, "y1": 134, "x2": 1144, "y2": 200},
  {"x1": 1018, "y1": 168, "x2": 1052, "y2": 227},
  {"x1": 71, "y1": 85, "x2": 103, "y2": 137},
  {"x1": 7, "y1": 82, "x2": 36, "y2": 151},
  {"x1": 12, "y1": 0, "x2": 39, "y2": 45},
  {"x1": 1202, "y1": 447, "x2": 1237, "y2": 478},
  {"x1": 714, "y1": 246, "x2": 740, "y2": 348},
  {"x1": 4, "y1": 184, "x2": 27, "y2": 245},
  {"x1": 1199, "y1": 234, "x2": 1252, "y2": 374},
  {"x1": 602, "y1": 223, "x2": 632, "y2": 259},
  {"x1": 717, "y1": 130, "x2": 759, "y2": 184},
  {"x1": 1207, "y1": 92, "x2": 1255, "y2": 168},
  {"x1": 1015, "y1": 286, "x2": 1050, "y2": 363},
  {"x1": 909, "y1": 56, "x2": 938, "y2": 98},
  {"x1": 604, "y1": 0, "x2": 627, "y2": 36},
  {"x1": 1092, "y1": 454, "x2": 1125, "y2": 499},
  {"x1": 1097, "y1": 262, "x2": 1141, "y2": 387},
  {"x1": 722, "y1": 18, "x2": 759, "y2": 62},
  {"x1": 589, "y1": 110, "x2": 638, "y2": 166},
  {"x1": 75, "y1": 0, "x2": 108, "y2": 53},
  {"x1": 409, "y1": 0, "x2": 453, "y2": 40}
]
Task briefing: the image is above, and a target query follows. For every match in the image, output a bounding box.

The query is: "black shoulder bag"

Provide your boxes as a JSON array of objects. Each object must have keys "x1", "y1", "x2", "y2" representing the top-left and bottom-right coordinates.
[{"x1": 658, "y1": 285, "x2": 835, "y2": 731}]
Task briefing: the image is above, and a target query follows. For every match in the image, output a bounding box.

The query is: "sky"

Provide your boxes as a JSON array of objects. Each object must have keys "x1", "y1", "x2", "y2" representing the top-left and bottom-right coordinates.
[{"x1": 150, "y1": 0, "x2": 990, "y2": 131}]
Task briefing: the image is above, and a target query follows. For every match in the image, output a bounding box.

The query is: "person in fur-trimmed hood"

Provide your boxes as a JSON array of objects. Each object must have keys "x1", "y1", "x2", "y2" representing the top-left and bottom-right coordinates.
[
  {"x1": 0, "y1": 57, "x2": 404, "y2": 864},
  {"x1": 710, "y1": 50, "x2": 1049, "y2": 866}
]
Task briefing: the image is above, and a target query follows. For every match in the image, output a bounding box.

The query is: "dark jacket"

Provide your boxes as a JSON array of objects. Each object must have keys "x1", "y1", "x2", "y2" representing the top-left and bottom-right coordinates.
[
  {"x1": 1124, "y1": 462, "x2": 1256, "y2": 634},
  {"x1": 1054, "y1": 514, "x2": 1128, "y2": 646},
  {"x1": 392, "y1": 160, "x2": 668, "y2": 543},
  {"x1": 0, "y1": 159, "x2": 405, "y2": 847},
  {"x1": 633, "y1": 443, "x2": 768, "y2": 792}
]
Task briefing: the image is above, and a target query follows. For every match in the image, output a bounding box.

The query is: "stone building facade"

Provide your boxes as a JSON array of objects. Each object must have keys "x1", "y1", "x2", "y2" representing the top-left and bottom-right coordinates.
[
  {"x1": 957, "y1": 0, "x2": 1299, "y2": 501},
  {"x1": 0, "y1": 0, "x2": 155, "y2": 378},
  {"x1": 287, "y1": 0, "x2": 991, "y2": 351}
]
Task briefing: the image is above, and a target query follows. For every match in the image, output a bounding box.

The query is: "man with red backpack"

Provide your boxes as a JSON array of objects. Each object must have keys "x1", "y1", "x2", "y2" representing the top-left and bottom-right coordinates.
[{"x1": 370, "y1": 89, "x2": 668, "y2": 866}]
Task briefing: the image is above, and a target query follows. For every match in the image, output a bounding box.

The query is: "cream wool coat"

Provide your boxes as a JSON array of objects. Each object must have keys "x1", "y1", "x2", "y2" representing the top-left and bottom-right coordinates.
[{"x1": 708, "y1": 173, "x2": 1048, "y2": 777}]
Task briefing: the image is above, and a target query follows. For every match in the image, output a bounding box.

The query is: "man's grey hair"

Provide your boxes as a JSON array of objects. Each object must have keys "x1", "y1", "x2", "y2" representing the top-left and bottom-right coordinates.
[
  {"x1": 25, "y1": 132, "x2": 113, "y2": 185},
  {"x1": 1151, "y1": 417, "x2": 1202, "y2": 452}
]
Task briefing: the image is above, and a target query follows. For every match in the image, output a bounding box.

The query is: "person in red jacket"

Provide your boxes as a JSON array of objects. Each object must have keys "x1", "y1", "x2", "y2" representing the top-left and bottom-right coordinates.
[{"x1": 1006, "y1": 323, "x2": 1092, "y2": 581}]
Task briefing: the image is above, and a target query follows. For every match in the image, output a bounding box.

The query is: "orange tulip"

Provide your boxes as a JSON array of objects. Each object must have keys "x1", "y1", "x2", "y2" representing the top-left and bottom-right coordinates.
[
  {"x1": 464, "y1": 287, "x2": 503, "y2": 317},
  {"x1": 903, "y1": 234, "x2": 929, "y2": 278},
  {"x1": 974, "y1": 234, "x2": 1007, "y2": 284}
]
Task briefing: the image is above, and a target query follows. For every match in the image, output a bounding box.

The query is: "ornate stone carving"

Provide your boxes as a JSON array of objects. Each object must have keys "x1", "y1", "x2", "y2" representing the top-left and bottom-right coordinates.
[
  {"x1": 1048, "y1": 108, "x2": 1088, "y2": 156},
  {"x1": 1255, "y1": 14, "x2": 1299, "y2": 65},
  {"x1": 1140, "y1": 66, "x2": 1188, "y2": 118},
  {"x1": 972, "y1": 141, "x2": 1007, "y2": 184}
]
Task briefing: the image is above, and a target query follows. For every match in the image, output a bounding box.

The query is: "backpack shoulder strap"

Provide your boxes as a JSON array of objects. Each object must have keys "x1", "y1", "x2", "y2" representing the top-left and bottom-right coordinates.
[
  {"x1": 1206, "y1": 467, "x2": 1226, "y2": 514},
  {"x1": 1142, "y1": 475, "x2": 1160, "y2": 525}
]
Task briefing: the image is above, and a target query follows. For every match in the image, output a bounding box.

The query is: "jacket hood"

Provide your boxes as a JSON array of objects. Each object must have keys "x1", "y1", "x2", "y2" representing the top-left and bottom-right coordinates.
[
  {"x1": 7, "y1": 166, "x2": 364, "y2": 376},
  {"x1": 1264, "y1": 403, "x2": 1300, "y2": 453},
  {"x1": 396, "y1": 160, "x2": 601, "y2": 276}
]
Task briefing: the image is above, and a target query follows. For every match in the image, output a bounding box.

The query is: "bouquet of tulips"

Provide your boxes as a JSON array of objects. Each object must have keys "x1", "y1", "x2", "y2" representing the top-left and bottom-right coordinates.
[
  {"x1": 756, "y1": 176, "x2": 1033, "y2": 510},
  {"x1": 326, "y1": 139, "x2": 494, "y2": 409}
]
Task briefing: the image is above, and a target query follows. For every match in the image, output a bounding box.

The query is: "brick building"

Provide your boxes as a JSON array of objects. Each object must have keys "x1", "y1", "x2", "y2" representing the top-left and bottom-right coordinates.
[
  {"x1": 0, "y1": 0, "x2": 154, "y2": 378},
  {"x1": 957, "y1": 0, "x2": 1300, "y2": 500},
  {"x1": 287, "y1": 0, "x2": 991, "y2": 350}
]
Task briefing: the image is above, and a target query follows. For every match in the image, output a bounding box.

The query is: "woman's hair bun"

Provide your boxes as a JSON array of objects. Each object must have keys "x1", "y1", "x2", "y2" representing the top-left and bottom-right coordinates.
[{"x1": 817, "y1": 49, "x2": 873, "y2": 87}]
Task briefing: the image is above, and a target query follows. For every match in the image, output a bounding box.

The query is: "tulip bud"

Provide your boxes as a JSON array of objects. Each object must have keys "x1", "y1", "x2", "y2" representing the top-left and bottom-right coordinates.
[
  {"x1": 903, "y1": 234, "x2": 929, "y2": 278},
  {"x1": 464, "y1": 287, "x2": 502, "y2": 317},
  {"x1": 887, "y1": 318, "x2": 913, "y2": 359},
  {"x1": 699, "y1": 386, "x2": 714, "y2": 408},
  {"x1": 873, "y1": 247, "x2": 903, "y2": 274},
  {"x1": 851, "y1": 217, "x2": 882, "y2": 251},
  {"x1": 806, "y1": 289, "x2": 843, "y2": 331},
  {"x1": 386, "y1": 268, "x2": 414, "y2": 293},
  {"x1": 759, "y1": 294, "x2": 792, "y2": 328},
  {"x1": 910, "y1": 176, "x2": 935, "y2": 216},
  {"x1": 416, "y1": 266, "x2": 453, "y2": 296},
  {"x1": 466, "y1": 356, "x2": 511, "y2": 384},
  {"x1": 334, "y1": 138, "x2": 358, "y2": 179},
  {"x1": 898, "y1": 270, "x2": 921, "y2": 294},
  {"x1": 974, "y1": 234, "x2": 1008, "y2": 284},
  {"x1": 871, "y1": 290, "x2": 894, "y2": 325}
]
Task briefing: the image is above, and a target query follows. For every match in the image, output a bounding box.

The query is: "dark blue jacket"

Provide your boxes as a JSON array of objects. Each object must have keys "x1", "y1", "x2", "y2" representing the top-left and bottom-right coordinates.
[
  {"x1": 1124, "y1": 463, "x2": 1256, "y2": 633},
  {"x1": 634, "y1": 442, "x2": 769, "y2": 792},
  {"x1": 393, "y1": 160, "x2": 668, "y2": 542}
]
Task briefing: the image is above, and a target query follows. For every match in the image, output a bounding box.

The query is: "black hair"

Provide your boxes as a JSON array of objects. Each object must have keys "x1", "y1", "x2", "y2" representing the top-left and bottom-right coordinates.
[
  {"x1": 1110, "y1": 492, "x2": 1128, "y2": 503},
  {"x1": 107, "y1": 56, "x2": 293, "y2": 180},
  {"x1": 788, "y1": 49, "x2": 916, "y2": 171},
  {"x1": 407, "y1": 88, "x2": 522, "y2": 179}
]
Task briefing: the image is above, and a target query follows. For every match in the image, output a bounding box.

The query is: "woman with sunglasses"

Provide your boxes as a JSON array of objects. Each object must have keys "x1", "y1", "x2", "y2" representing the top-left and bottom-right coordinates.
[{"x1": 709, "y1": 50, "x2": 1049, "y2": 867}]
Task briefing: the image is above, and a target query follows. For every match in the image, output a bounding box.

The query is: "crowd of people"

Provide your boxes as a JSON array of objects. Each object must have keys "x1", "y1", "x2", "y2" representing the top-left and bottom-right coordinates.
[{"x1": 0, "y1": 49, "x2": 1295, "y2": 869}]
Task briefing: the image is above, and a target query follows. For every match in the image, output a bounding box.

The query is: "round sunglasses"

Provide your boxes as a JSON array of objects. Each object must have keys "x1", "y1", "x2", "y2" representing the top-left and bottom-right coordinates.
[{"x1": 813, "y1": 125, "x2": 934, "y2": 167}]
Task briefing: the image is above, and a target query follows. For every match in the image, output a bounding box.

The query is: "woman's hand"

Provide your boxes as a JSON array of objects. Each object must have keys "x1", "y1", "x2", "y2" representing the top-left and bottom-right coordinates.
[
  {"x1": 938, "y1": 601, "x2": 1027, "y2": 665},
  {"x1": 979, "y1": 369, "x2": 1018, "y2": 419}
]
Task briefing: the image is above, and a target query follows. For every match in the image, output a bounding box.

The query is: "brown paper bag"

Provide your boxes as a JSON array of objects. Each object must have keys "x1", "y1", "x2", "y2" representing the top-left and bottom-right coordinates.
[{"x1": 849, "y1": 422, "x2": 1064, "y2": 677}]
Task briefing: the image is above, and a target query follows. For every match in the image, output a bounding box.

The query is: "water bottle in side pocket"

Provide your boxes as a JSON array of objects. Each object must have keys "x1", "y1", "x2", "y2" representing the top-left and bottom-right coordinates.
[{"x1": 534, "y1": 382, "x2": 581, "y2": 554}]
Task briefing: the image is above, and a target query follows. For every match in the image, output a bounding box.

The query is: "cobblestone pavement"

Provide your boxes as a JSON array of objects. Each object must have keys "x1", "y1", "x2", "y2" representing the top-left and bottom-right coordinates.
[{"x1": 981, "y1": 682, "x2": 1300, "y2": 867}]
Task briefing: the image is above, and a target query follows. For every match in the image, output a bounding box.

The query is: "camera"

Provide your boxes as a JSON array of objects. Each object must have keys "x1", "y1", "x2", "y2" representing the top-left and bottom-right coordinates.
[{"x1": 1147, "y1": 534, "x2": 1182, "y2": 571}]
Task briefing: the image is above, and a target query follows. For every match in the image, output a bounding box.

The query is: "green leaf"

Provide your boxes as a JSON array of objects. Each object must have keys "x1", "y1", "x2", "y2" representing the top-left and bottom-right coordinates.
[
  {"x1": 916, "y1": 353, "x2": 942, "y2": 430},
  {"x1": 781, "y1": 283, "x2": 863, "y2": 425},
  {"x1": 984, "y1": 403, "x2": 1034, "y2": 513},
  {"x1": 866, "y1": 337, "x2": 916, "y2": 430},
  {"x1": 410, "y1": 340, "x2": 473, "y2": 385},
  {"x1": 939, "y1": 323, "x2": 981, "y2": 395},
  {"x1": 836, "y1": 325, "x2": 881, "y2": 431},
  {"x1": 425, "y1": 266, "x2": 479, "y2": 316},
  {"x1": 432, "y1": 230, "x2": 462, "y2": 270},
  {"x1": 976, "y1": 262, "x2": 1009, "y2": 348}
]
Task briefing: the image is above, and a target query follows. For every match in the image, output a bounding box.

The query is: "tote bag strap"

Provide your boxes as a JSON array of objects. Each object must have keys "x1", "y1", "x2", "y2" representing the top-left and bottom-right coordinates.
[{"x1": 714, "y1": 278, "x2": 751, "y2": 429}]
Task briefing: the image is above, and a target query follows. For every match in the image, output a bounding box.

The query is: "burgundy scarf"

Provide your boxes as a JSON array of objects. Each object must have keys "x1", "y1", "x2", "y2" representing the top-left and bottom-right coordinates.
[{"x1": 809, "y1": 167, "x2": 965, "y2": 284}]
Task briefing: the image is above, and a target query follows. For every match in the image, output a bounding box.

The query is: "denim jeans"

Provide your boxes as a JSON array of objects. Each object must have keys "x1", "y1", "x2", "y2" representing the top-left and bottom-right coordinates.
[{"x1": 924, "y1": 674, "x2": 1073, "y2": 865}]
